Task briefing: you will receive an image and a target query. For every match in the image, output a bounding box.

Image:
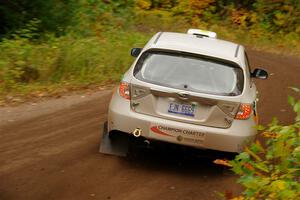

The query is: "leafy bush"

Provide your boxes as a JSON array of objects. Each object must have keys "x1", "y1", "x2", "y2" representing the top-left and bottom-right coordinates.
[
  {"x1": 0, "y1": 20, "x2": 42, "y2": 92},
  {"x1": 135, "y1": 0, "x2": 300, "y2": 34},
  {"x1": 229, "y1": 88, "x2": 300, "y2": 200}
]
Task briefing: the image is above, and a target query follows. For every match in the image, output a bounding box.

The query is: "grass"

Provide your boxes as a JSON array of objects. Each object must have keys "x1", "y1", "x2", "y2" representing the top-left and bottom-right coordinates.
[{"x1": 0, "y1": 29, "x2": 149, "y2": 105}]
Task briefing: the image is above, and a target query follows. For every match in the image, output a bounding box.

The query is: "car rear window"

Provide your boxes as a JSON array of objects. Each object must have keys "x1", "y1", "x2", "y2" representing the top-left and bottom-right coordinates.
[{"x1": 133, "y1": 51, "x2": 244, "y2": 96}]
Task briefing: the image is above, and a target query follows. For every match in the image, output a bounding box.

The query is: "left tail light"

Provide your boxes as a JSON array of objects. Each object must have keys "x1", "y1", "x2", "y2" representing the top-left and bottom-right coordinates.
[
  {"x1": 235, "y1": 104, "x2": 252, "y2": 120},
  {"x1": 119, "y1": 82, "x2": 130, "y2": 100}
]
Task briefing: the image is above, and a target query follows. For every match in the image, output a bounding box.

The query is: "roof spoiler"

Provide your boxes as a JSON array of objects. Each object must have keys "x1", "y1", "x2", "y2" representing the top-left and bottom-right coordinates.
[{"x1": 187, "y1": 29, "x2": 217, "y2": 39}]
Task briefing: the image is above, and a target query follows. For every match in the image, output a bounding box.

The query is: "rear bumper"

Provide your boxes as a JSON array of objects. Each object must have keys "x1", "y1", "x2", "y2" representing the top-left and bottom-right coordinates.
[{"x1": 108, "y1": 92, "x2": 257, "y2": 153}]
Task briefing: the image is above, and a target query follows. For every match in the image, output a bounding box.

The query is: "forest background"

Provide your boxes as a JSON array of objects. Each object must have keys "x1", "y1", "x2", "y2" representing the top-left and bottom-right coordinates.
[{"x1": 0, "y1": 0, "x2": 299, "y2": 102}]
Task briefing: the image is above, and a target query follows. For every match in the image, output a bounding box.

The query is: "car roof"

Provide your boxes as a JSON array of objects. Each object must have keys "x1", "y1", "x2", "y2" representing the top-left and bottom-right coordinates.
[{"x1": 145, "y1": 32, "x2": 244, "y2": 66}]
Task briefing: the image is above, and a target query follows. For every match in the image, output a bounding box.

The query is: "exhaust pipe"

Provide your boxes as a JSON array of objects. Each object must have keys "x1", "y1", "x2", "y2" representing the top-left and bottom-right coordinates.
[{"x1": 133, "y1": 128, "x2": 142, "y2": 137}]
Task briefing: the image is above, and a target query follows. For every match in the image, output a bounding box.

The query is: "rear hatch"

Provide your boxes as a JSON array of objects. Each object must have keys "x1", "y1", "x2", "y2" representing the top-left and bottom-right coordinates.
[{"x1": 130, "y1": 50, "x2": 244, "y2": 128}]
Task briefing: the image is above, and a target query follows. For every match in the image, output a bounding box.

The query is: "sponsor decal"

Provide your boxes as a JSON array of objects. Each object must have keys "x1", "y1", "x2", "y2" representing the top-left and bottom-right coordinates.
[
  {"x1": 182, "y1": 137, "x2": 204, "y2": 145},
  {"x1": 150, "y1": 126, "x2": 175, "y2": 137},
  {"x1": 150, "y1": 125, "x2": 205, "y2": 145},
  {"x1": 152, "y1": 125, "x2": 205, "y2": 137}
]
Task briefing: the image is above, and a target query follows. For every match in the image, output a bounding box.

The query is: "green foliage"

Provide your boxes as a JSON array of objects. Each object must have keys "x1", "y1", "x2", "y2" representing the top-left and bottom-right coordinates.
[
  {"x1": 0, "y1": 0, "x2": 144, "y2": 97},
  {"x1": 1, "y1": 0, "x2": 299, "y2": 37},
  {"x1": 133, "y1": 0, "x2": 300, "y2": 56},
  {"x1": 0, "y1": 25, "x2": 148, "y2": 95},
  {"x1": 71, "y1": 0, "x2": 134, "y2": 36},
  {"x1": 135, "y1": 0, "x2": 300, "y2": 34},
  {"x1": 288, "y1": 87, "x2": 300, "y2": 122},
  {"x1": 47, "y1": 30, "x2": 147, "y2": 84},
  {"x1": 253, "y1": 0, "x2": 300, "y2": 33},
  {"x1": 0, "y1": 20, "x2": 41, "y2": 92},
  {"x1": 229, "y1": 89, "x2": 300, "y2": 200}
]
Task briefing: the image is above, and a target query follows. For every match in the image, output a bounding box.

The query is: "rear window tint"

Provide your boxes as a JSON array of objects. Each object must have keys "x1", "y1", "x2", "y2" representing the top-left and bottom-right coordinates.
[{"x1": 134, "y1": 51, "x2": 244, "y2": 96}]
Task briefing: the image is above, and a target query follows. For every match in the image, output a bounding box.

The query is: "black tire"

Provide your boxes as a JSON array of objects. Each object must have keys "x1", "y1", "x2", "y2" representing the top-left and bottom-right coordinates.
[{"x1": 108, "y1": 130, "x2": 121, "y2": 140}]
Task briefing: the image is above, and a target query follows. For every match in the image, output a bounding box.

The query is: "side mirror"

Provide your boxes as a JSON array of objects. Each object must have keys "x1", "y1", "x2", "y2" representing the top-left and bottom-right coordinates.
[
  {"x1": 131, "y1": 48, "x2": 142, "y2": 57},
  {"x1": 251, "y1": 68, "x2": 268, "y2": 79}
]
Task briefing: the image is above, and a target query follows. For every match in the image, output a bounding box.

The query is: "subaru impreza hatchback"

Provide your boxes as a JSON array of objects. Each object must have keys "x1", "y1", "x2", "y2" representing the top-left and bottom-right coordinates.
[{"x1": 100, "y1": 29, "x2": 268, "y2": 156}]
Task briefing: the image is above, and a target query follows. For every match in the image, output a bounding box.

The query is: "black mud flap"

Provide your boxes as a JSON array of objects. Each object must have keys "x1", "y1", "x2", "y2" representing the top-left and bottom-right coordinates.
[{"x1": 99, "y1": 122, "x2": 129, "y2": 157}]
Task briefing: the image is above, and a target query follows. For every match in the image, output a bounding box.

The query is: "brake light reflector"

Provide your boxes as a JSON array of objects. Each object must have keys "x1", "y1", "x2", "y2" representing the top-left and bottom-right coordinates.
[
  {"x1": 235, "y1": 104, "x2": 252, "y2": 120},
  {"x1": 119, "y1": 82, "x2": 130, "y2": 100}
]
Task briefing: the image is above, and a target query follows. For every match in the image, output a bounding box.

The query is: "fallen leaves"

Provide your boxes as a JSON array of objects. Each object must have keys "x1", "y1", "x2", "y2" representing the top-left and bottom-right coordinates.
[{"x1": 213, "y1": 159, "x2": 233, "y2": 167}]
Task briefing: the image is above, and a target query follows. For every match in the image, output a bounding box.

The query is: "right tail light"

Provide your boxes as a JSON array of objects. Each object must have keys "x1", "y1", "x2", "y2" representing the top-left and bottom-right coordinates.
[{"x1": 235, "y1": 104, "x2": 252, "y2": 120}]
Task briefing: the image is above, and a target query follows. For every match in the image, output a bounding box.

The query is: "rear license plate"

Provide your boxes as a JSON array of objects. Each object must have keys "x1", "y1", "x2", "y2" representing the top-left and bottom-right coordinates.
[{"x1": 168, "y1": 102, "x2": 195, "y2": 117}]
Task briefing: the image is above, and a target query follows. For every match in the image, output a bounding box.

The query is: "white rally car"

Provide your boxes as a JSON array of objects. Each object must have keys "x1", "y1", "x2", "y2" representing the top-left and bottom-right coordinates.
[{"x1": 100, "y1": 29, "x2": 268, "y2": 156}]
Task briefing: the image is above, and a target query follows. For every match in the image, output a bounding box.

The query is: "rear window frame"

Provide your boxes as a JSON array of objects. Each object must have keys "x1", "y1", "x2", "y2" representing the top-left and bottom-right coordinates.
[{"x1": 133, "y1": 49, "x2": 245, "y2": 96}]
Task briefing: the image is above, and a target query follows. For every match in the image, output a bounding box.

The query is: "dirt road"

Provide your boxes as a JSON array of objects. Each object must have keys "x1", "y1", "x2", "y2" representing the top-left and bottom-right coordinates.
[{"x1": 0, "y1": 50, "x2": 299, "y2": 200}]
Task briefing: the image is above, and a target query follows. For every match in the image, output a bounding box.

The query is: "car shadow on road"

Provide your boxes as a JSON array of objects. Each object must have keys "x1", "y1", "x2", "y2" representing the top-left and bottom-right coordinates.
[{"x1": 121, "y1": 139, "x2": 237, "y2": 177}]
